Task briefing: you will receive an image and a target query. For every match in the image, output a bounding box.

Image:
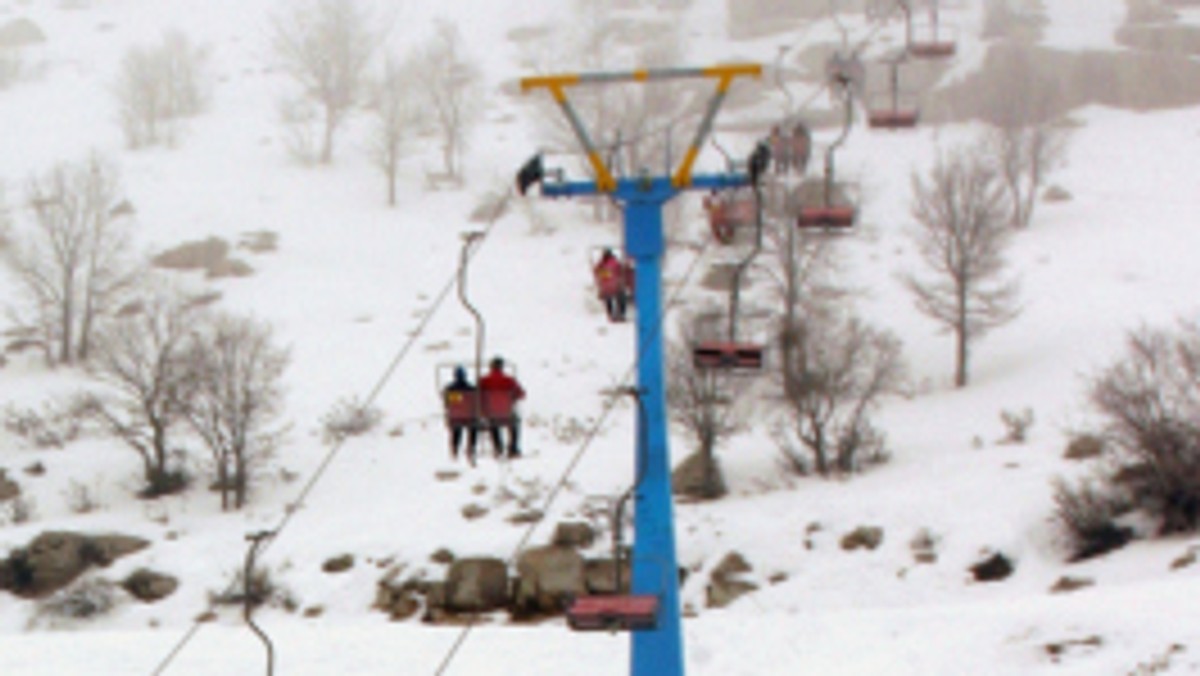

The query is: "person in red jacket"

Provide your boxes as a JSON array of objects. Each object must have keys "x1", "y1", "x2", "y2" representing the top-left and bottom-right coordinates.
[
  {"x1": 593, "y1": 248, "x2": 629, "y2": 322},
  {"x1": 479, "y1": 357, "x2": 526, "y2": 458}
]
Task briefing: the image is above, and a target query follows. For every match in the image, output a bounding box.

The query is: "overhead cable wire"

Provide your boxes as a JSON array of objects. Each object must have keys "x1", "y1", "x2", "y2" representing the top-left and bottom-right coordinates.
[{"x1": 149, "y1": 188, "x2": 516, "y2": 676}]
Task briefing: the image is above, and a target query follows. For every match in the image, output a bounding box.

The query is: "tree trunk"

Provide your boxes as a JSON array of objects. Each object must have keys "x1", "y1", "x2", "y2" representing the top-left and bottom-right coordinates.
[
  {"x1": 321, "y1": 108, "x2": 336, "y2": 164},
  {"x1": 386, "y1": 163, "x2": 397, "y2": 207},
  {"x1": 218, "y1": 458, "x2": 230, "y2": 511},
  {"x1": 234, "y1": 453, "x2": 247, "y2": 509},
  {"x1": 60, "y1": 275, "x2": 74, "y2": 364}
]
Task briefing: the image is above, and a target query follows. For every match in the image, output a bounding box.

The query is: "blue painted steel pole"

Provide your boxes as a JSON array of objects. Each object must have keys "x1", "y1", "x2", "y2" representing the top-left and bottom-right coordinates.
[
  {"x1": 622, "y1": 183, "x2": 684, "y2": 676},
  {"x1": 544, "y1": 174, "x2": 746, "y2": 676}
]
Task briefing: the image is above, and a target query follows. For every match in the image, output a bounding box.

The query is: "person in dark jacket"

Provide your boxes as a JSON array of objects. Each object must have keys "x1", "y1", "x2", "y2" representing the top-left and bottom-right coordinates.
[
  {"x1": 443, "y1": 365, "x2": 478, "y2": 464},
  {"x1": 479, "y1": 357, "x2": 525, "y2": 458}
]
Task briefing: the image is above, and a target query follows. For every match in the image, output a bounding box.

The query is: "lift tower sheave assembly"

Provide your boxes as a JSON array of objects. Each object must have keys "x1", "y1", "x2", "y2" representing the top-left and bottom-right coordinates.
[{"x1": 520, "y1": 63, "x2": 760, "y2": 676}]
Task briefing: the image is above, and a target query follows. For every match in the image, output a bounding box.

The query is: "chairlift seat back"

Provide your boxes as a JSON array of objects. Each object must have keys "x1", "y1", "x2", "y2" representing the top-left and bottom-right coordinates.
[
  {"x1": 482, "y1": 388, "x2": 518, "y2": 423},
  {"x1": 567, "y1": 594, "x2": 659, "y2": 632},
  {"x1": 908, "y1": 41, "x2": 956, "y2": 58},
  {"x1": 693, "y1": 341, "x2": 765, "y2": 371},
  {"x1": 797, "y1": 206, "x2": 856, "y2": 230},
  {"x1": 868, "y1": 109, "x2": 919, "y2": 129},
  {"x1": 594, "y1": 265, "x2": 627, "y2": 298},
  {"x1": 445, "y1": 390, "x2": 481, "y2": 425}
]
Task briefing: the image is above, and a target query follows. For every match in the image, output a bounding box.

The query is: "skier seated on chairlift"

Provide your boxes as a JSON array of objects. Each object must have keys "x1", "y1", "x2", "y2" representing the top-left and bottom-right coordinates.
[
  {"x1": 443, "y1": 365, "x2": 479, "y2": 464},
  {"x1": 480, "y1": 357, "x2": 526, "y2": 459},
  {"x1": 594, "y1": 248, "x2": 629, "y2": 322}
]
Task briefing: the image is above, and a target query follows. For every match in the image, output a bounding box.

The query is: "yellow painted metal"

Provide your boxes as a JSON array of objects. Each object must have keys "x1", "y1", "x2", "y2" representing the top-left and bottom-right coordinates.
[
  {"x1": 671, "y1": 146, "x2": 702, "y2": 188},
  {"x1": 520, "y1": 73, "x2": 582, "y2": 92},
  {"x1": 522, "y1": 63, "x2": 761, "y2": 192}
]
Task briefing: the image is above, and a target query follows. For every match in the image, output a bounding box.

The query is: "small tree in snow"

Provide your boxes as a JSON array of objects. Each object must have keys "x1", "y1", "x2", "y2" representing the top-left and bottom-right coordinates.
[
  {"x1": 775, "y1": 309, "x2": 904, "y2": 477},
  {"x1": 184, "y1": 313, "x2": 289, "y2": 510},
  {"x1": 271, "y1": 0, "x2": 381, "y2": 164},
  {"x1": 87, "y1": 285, "x2": 199, "y2": 497},
  {"x1": 368, "y1": 53, "x2": 422, "y2": 206},
  {"x1": 5, "y1": 154, "x2": 140, "y2": 366},
  {"x1": 114, "y1": 30, "x2": 209, "y2": 149},
  {"x1": 666, "y1": 314, "x2": 743, "y2": 499},
  {"x1": 904, "y1": 143, "x2": 1019, "y2": 388},
  {"x1": 980, "y1": 48, "x2": 1068, "y2": 228},
  {"x1": 413, "y1": 19, "x2": 482, "y2": 182}
]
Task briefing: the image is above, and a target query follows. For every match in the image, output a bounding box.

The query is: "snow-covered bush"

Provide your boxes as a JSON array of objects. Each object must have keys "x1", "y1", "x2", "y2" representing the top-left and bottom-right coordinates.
[
  {"x1": 320, "y1": 397, "x2": 382, "y2": 445},
  {"x1": 1088, "y1": 322, "x2": 1200, "y2": 534}
]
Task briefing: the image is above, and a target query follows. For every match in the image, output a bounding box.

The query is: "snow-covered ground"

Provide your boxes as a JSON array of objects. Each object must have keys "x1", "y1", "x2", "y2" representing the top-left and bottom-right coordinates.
[{"x1": 1, "y1": 0, "x2": 1199, "y2": 674}]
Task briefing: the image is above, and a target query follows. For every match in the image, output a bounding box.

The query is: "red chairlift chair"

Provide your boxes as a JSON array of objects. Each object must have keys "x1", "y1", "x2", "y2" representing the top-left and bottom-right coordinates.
[
  {"x1": 568, "y1": 595, "x2": 659, "y2": 631},
  {"x1": 902, "y1": 0, "x2": 957, "y2": 59},
  {"x1": 692, "y1": 341, "x2": 766, "y2": 371}
]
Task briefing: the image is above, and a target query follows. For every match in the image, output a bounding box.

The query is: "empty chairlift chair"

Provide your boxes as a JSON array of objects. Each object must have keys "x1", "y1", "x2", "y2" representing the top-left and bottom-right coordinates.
[
  {"x1": 867, "y1": 56, "x2": 919, "y2": 130},
  {"x1": 902, "y1": 0, "x2": 957, "y2": 59}
]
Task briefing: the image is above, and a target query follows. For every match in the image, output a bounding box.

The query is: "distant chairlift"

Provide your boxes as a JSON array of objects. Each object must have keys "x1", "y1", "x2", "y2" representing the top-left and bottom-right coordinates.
[
  {"x1": 439, "y1": 232, "x2": 521, "y2": 450},
  {"x1": 901, "y1": 0, "x2": 957, "y2": 59},
  {"x1": 867, "y1": 55, "x2": 919, "y2": 130},
  {"x1": 567, "y1": 389, "x2": 661, "y2": 632},
  {"x1": 694, "y1": 148, "x2": 769, "y2": 373},
  {"x1": 797, "y1": 87, "x2": 857, "y2": 231}
]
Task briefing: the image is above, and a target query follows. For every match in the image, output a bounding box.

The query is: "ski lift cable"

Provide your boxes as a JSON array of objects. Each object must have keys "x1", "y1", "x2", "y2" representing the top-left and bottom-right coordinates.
[
  {"x1": 433, "y1": 228, "x2": 719, "y2": 676},
  {"x1": 148, "y1": 189, "x2": 516, "y2": 676}
]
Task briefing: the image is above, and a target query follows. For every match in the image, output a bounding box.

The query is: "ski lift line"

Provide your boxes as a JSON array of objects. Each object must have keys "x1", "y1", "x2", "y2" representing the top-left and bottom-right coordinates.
[
  {"x1": 433, "y1": 228, "x2": 718, "y2": 676},
  {"x1": 149, "y1": 192, "x2": 516, "y2": 676}
]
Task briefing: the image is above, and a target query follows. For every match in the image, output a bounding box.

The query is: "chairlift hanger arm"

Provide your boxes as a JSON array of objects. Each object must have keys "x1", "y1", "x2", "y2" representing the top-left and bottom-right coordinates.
[{"x1": 521, "y1": 64, "x2": 761, "y2": 194}]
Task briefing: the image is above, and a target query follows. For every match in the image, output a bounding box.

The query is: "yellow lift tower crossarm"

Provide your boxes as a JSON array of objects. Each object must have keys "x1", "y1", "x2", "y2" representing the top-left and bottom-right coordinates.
[{"x1": 520, "y1": 63, "x2": 761, "y2": 193}]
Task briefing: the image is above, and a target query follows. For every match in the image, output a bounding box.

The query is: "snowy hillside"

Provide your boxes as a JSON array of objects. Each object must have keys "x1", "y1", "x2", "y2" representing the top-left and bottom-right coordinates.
[{"x1": 0, "y1": 0, "x2": 1199, "y2": 674}]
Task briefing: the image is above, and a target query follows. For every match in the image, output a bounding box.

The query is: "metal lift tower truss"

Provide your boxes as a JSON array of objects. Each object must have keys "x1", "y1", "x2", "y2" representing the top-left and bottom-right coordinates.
[{"x1": 521, "y1": 63, "x2": 760, "y2": 676}]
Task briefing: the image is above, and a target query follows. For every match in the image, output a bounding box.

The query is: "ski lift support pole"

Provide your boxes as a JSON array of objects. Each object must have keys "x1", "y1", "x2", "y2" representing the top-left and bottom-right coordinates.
[{"x1": 521, "y1": 63, "x2": 760, "y2": 676}]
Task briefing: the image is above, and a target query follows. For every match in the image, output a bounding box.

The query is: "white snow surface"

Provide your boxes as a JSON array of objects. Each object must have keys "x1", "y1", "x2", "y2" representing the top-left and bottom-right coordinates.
[{"x1": 0, "y1": 1, "x2": 1198, "y2": 674}]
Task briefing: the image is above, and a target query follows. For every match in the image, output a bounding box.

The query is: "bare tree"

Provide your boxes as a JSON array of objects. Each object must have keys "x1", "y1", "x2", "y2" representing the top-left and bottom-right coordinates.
[
  {"x1": 87, "y1": 285, "x2": 199, "y2": 497},
  {"x1": 666, "y1": 315, "x2": 742, "y2": 499},
  {"x1": 1089, "y1": 321, "x2": 1200, "y2": 534},
  {"x1": 5, "y1": 155, "x2": 140, "y2": 365},
  {"x1": 979, "y1": 48, "x2": 1068, "y2": 228},
  {"x1": 114, "y1": 30, "x2": 209, "y2": 149},
  {"x1": 185, "y1": 313, "x2": 289, "y2": 510},
  {"x1": 985, "y1": 123, "x2": 1068, "y2": 229},
  {"x1": 368, "y1": 53, "x2": 422, "y2": 206},
  {"x1": 271, "y1": 0, "x2": 380, "y2": 164},
  {"x1": 413, "y1": 19, "x2": 482, "y2": 182},
  {"x1": 905, "y1": 144, "x2": 1019, "y2": 388},
  {"x1": 776, "y1": 309, "x2": 904, "y2": 477}
]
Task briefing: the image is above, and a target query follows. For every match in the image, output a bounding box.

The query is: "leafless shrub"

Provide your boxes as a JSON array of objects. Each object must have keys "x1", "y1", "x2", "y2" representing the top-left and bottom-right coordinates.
[
  {"x1": 114, "y1": 30, "x2": 210, "y2": 149},
  {"x1": 33, "y1": 578, "x2": 119, "y2": 625},
  {"x1": 2, "y1": 396, "x2": 92, "y2": 449},
  {"x1": 1088, "y1": 321, "x2": 1200, "y2": 534},
  {"x1": 209, "y1": 565, "x2": 297, "y2": 612},
  {"x1": 905, "y1": 140, "x2": 1019, "y2": 388},
  {"x1": 320, "y1": 396, "x2": 382, "y2": 445},
  {"x1": 1051, "y1": 475, "x2": 1134, "y2": 561},
  {"x1": 776, "y1": 311, "x2": 904, "y2": 477},
  {"x1": 368, "y1": 53, "x2": 423, "y2": 206},
  {"x1": 413, "y1": 19, "x2": 482, "y2": 182},
  {"x1": 271, "y1": 0, "x2": 382, "y2": 164},
  {"x1": 999, "y1": 407, "x2": 1035, "y2": 444},
  {"x1": 4, "y1": 495, "x2": 36, "y2": 524},
  {"x1": 64, "y1": 479, "x2": 103, "y2": 514}
]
